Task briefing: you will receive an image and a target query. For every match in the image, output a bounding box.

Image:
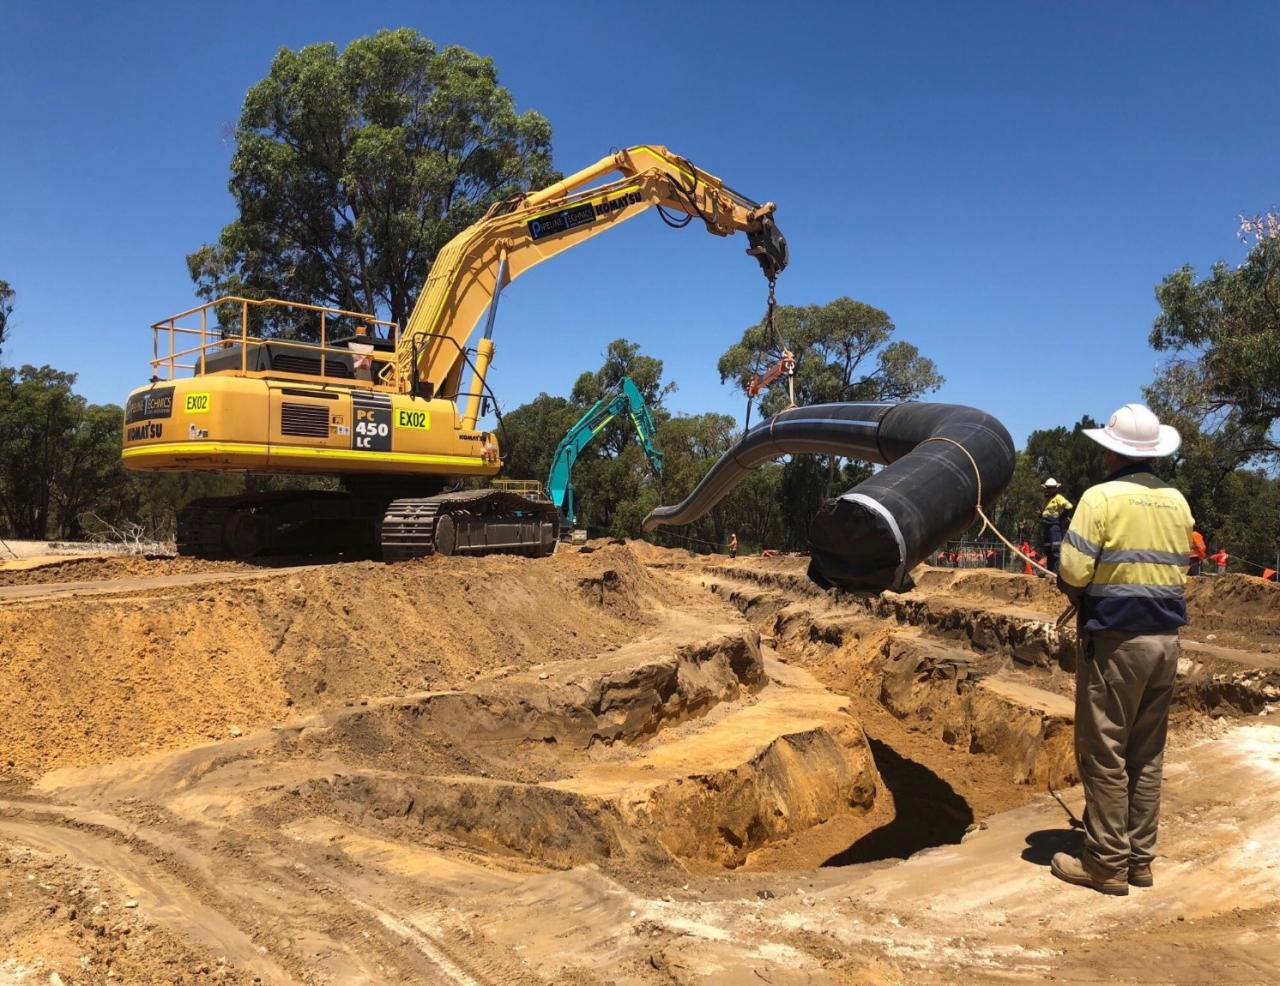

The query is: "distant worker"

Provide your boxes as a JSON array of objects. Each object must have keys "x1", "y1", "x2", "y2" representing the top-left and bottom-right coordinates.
[
  {"x1": 1182, "y1": 530, "x2": 1203, "y2": 576},
  {"x1": 1188, "y1": 529, "x2": 1206, "y2": 576},
  {"x1": 1040, "y1": 478, "x2": 1074, "y2": 574},
  {"x1": 1262, "y1": 567, "x2": 1277, "y2": 582},
  {"x1": 1210, "y1": 547, "x2": 1229, "y2": 574},
  {"x1": 1052, "y1": 403, "x2": 1192, "y2": 896},
  {"x1": 729, "y1": 533, "x2": 738, "y2": 559}
]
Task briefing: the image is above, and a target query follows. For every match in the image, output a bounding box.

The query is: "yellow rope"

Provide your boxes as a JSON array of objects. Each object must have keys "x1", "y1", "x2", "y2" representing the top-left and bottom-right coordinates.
[{"x1": 918, "y1": 436, "x2": 1054, "y2": 578}]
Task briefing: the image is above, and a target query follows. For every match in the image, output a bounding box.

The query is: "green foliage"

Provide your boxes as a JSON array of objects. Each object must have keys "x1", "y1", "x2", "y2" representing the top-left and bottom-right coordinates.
[
  {"x1": 0, "y1": 366, "x2": 82, "y2": 537},
  {"x1": 1148, "y1": 236, "x2": 1280, "y2": 468},
  {"x1": 1207, "y1": 468, "x2": 1280, "y2": 568},
  {"x1": 718, "y1": 297, "x2": 943, "y2": 414},
  {"x1": 982, "y1": 417, "x2": 1107, "y2": 541},
  {"x1": 189, "y1": 29, "x2": 557, "y2": 330},
  {"x1": 0, "y1": 366, "x2": 241, "y2": 542},
  {"x1": 572, "y1": 339, "x2": 675, "y2": 411},
  {"x1": 497, "y1": 393, "x2": 579, "y2": 483},
  {"x1": 718, "y1": 296, "x2": 943, "y2": 507},
  {"x1": 0, "y1": 280, "x2": 12, "y2": 356}
]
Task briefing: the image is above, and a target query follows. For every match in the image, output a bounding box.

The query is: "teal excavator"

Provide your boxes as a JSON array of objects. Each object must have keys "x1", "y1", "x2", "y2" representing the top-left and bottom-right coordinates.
[{"x1": 546, "y1": 377, "x2": 663, "y2": 534}]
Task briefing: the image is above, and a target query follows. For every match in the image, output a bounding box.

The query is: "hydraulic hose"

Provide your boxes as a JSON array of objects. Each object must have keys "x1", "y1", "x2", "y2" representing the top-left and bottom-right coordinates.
[{"x1": 641, "y1": 402, "x2": 1015, "y2": 592}]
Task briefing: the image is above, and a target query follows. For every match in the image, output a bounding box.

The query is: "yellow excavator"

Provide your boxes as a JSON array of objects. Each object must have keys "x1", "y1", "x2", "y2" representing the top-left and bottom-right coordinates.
[{"x1": 121, "y1": 145, "x2": 788, "y2": 559}]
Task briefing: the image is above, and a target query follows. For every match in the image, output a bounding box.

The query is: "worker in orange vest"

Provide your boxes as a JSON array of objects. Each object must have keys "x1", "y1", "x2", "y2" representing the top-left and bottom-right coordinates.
[
  {"x1": 1262, "y1": 567, "x2": 1277, "y2": 582},
  {"x1": 1020, "y1": 540, "x2": 1036, "y2": 576},
  {"x1": 1188, "y1": 530, "x2": 1207, "y2": 576},
  {"x1": 1209, "y1": 548, "x2": 1229, "y2": 574}
]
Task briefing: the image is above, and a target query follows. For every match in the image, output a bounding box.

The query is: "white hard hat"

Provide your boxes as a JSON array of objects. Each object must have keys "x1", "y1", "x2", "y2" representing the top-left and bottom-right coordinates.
[
  {"x1": 1042, "y1": 478, "x2": 1061, "y2": 490},
  {"x1": 1083, "y1": 403, "x2": 1181, "y2": 459}
]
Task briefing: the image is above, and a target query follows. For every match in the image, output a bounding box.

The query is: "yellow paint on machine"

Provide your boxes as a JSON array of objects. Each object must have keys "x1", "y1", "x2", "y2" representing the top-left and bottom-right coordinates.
[
  {"x1": 122, "y1": 377, "x2": 499, "y2": 477},
  {"x1": 123, "y1": 441, "x2": 484, "y2": 470}
]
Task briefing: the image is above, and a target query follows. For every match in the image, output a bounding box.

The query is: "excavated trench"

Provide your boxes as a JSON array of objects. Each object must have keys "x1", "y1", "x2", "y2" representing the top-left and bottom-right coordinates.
[
  {"x1": 7, "y1": 546, "x2": 1280, "y2": 983},
  {"x1": 666, "y1": 559, "x2": 1280, "y2": 869}
]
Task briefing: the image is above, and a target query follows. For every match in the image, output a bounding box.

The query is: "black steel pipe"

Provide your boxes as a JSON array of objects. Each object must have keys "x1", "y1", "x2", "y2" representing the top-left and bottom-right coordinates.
[{"x1": 641, "y1": 402, "x2": 1015, "y2": 592}]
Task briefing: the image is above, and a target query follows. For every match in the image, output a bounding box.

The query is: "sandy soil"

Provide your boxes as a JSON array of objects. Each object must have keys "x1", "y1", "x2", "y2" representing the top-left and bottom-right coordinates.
[
  {"x1": 0, "y1": 543, "x2": 1277, "y2": 984},
  {"x1": 0, "y1": 545, "x2": 660, "y2": 778}
]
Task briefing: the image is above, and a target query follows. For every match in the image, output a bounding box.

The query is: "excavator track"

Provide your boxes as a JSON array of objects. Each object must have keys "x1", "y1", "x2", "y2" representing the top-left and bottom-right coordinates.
[
  {"x1": 380, "y1": 489, "x2": 559, "y2": 562},
  {"x1": 176, "y1": 492, "x2": 381, "y2": 559},
  {"x1": 176, "y1": 498, "x2": 238, "y2": 558}
]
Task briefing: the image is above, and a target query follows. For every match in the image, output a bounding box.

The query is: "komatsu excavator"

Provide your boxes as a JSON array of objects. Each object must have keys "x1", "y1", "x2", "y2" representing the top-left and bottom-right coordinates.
[{"x1": 121, "y1": 146, "x2": 788, "y2": 560}]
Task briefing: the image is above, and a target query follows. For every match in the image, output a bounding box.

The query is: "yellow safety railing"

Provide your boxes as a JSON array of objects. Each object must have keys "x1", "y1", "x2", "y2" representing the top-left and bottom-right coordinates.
[{"x1": 148, "y1": 297, "x2": 400, "y2": 389}]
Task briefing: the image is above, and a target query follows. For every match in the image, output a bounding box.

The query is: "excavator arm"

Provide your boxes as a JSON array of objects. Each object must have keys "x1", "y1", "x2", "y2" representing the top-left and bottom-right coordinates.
[
  {"x1": 546, "y1": 376, "x2": 664, "y2": 529},
  {"x1": 391, "y1": 146, "x2": 788, "y2": 426}
]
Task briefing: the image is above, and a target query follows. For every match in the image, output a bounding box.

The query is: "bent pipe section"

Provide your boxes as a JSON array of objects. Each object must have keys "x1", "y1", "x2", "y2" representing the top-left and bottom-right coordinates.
[{"x1": 642, "y1": 402, "x2": 1015, "y2": 592}]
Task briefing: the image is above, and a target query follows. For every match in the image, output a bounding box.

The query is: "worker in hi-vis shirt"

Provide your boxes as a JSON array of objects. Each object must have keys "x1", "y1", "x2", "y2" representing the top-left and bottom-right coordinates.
[
  {"x1": 1051, "y1": 403, "x2": 1194, "y2": 897},
  {"x1": 1040, "y1": 478, "x2": 1074, "y2": 574}
]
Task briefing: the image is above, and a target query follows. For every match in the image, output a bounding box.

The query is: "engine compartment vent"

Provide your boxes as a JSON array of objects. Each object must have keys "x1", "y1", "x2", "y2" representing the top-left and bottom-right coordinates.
[{"x1": 280, "y1": 402, "x2": 331, "y2": 438}]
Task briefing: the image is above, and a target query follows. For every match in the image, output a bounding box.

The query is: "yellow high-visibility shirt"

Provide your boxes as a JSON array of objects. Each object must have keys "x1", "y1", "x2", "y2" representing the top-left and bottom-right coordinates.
[
  {"x1": 1059, "y1": 465, "x2": 1194, "y2": 633},
  {"x1": 1042, "y1": 493, "x2": 1074, "y2": 520}
]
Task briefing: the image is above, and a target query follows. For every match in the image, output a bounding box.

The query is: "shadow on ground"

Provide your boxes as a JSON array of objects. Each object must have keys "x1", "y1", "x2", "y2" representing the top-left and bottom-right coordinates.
[
  {"x1": 1021, "y1": 827, "x2": 1084, "y2": 866},
  {"x1": 824, "y1": 736, "x2": 974, "y2": 866}
]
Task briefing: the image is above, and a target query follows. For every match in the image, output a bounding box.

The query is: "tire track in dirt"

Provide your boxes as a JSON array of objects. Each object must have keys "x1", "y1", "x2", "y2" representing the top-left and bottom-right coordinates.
[{"x1": 0, "y1": 814, "x2": 292, "y2": 984}]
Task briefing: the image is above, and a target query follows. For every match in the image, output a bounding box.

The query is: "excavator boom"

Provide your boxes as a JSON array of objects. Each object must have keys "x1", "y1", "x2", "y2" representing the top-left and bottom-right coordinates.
[{"x1": 394, "y1": 145, "x2": 788, "y2": 425}]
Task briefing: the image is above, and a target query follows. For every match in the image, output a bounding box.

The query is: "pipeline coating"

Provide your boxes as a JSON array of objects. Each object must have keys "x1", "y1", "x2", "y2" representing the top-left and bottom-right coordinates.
[{"x1": 641, "y1": 402, "x2": 1015, "y2": 592}]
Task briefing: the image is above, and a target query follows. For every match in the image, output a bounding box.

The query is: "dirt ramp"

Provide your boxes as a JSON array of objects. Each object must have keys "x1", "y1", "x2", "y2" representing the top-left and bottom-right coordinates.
[{"x1": 0, "y1": 546, "x2": 661, "y2": 779}]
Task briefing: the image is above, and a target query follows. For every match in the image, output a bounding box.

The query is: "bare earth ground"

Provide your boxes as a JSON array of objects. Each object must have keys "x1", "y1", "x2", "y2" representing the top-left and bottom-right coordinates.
[{"x1": 1, "y1": 543, "x2": 1278, "y2": 984}]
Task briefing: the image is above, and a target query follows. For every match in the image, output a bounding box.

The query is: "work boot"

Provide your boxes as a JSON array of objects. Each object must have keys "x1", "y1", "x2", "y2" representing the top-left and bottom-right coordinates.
[
  {"x1": 1128, "y1": 861, "x2": 1153, "y2": 888},
  {"x1": 1050, "y1": 852, "x2": 1128, "y2": 896}
]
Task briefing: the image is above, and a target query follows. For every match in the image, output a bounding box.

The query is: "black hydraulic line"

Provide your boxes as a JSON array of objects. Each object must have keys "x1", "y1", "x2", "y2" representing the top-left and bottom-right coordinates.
[{"x1": 641, "y1": 402, "x2": 1015, "y2": 592}]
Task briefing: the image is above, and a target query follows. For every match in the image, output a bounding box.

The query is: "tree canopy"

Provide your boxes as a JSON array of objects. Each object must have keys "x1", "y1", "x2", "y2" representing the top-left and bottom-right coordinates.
[
  {"x1": 1148, "y1": 236, "x2": 1280, "y2": 469},
  {"x1": 718, "y1": 297, "x2": 943, "y2": 416},
  {"x1": 189, "y1": 29, "x2": 557, "y2": 331},
  {"x1": 0, "y1": 280, "x2": 13, "y2": 357},
  {"x1": 717, "y1": 297, "x2": 942, "y2": 525}
]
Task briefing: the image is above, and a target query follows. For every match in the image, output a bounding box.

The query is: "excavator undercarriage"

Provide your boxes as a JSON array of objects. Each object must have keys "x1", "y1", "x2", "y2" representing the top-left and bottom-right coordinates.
[{"x1": 177, "y1": 487, "x2": 559, "y2": 561}]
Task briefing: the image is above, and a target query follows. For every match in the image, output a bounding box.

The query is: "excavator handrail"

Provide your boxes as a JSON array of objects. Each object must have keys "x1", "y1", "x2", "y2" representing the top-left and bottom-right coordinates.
[
  {"x1": 149, "y1": 295, "x2": 400, "y2": 333},
  {"x1": 147, "y1": 296, "x2": 399, "y2": 385}
]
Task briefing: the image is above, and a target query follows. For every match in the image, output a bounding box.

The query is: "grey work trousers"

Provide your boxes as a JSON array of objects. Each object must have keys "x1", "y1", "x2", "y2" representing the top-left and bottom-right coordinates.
[{"x1": 1074, "y1": 631, "x2": 1179, "y2": 876}]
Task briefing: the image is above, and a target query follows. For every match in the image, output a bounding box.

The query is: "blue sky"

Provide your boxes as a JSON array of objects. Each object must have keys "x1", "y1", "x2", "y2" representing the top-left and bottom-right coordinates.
[{"x1": 1, "y1": 1, "x2": 1275, "y2": 446}]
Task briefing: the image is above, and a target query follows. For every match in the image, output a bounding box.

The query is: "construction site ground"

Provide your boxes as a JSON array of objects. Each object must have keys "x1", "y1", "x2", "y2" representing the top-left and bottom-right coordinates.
[{"x1": 1, "y1": 543, "x2": 1278, "y2": 985}]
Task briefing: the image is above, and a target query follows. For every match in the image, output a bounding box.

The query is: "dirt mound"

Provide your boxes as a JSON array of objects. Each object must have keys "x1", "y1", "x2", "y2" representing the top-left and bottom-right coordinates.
[
  {"x1": 920, "y1": 568, "x2": 1067, "y2": 612},
  {"x1": 568, "y1": 541, "x2": 663, "y2": 620},
  {"x1": 0, "y1": 544, "x2": 661, "y2": 779},
  {"x1": 0, "y1": 554, "x2": 249, "y2": 586},
  {"x1": 1185, "y1": 574, "x2": 1280, "y2": 645}
]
